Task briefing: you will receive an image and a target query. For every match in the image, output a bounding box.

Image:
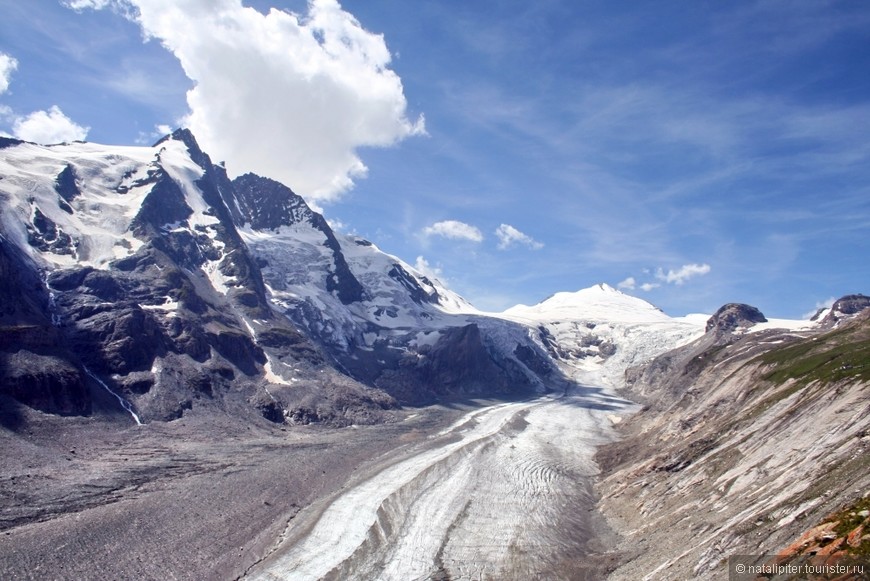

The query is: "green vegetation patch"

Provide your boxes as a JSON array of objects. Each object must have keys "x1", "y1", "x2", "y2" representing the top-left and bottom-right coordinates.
[
  {"x1": 830, "y1": 496, "x2": 870, "y2": 559},
  {"x1": 754, "y1": 326, "x2": 870, "y2": 387}
]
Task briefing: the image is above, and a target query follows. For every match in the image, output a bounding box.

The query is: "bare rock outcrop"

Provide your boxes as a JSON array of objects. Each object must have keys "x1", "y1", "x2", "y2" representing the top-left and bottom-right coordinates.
[{"x1": 705, "y1": 302, "x2": 767, "y2": 333}]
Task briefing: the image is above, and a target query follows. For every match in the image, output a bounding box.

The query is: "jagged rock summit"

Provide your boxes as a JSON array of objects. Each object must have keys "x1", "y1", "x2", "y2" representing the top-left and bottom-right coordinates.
[{"x1": 0, "y1": 129, "x2": 567, "y2": 426}]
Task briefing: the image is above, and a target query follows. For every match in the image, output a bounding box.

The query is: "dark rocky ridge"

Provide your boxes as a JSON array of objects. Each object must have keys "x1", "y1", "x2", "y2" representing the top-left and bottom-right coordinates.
[
  {"x1": 0, "y1": 239, "x2": 89, "y2": 423},
  {"x1": 0, "y1": 129, "x2": 557, "y2": 427},
  {"x1": 232, "y1": 172, "x2": 365, "y2": 305},
  {"x1": 54, "y1": 164, "x2": 81, "y2": 203}
]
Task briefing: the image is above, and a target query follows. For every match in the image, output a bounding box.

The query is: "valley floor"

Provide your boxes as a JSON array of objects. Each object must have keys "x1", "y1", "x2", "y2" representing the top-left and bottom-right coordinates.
[{"x1": 0, "y1": 384, "x2": 631, "y2": 581}]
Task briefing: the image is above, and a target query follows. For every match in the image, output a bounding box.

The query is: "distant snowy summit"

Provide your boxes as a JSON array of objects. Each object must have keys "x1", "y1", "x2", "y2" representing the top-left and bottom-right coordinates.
[
  {"x1": 501, "y1": 283, "x2": 708, "y2": 388},
  {"x1": 504, "y1": 283, "x2": 673, "y2": 323}
]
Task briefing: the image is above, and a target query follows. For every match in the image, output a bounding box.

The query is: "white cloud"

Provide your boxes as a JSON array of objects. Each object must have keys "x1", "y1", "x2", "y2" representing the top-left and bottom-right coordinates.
[
  {"x1": 655, "y1": 263, "x2": 711, "y2": 285},
  {"x1": 11, "y1": 106, "x2": 89, "y2": 144},
  {"x1": 0, "y1": 53, "x2": 89, "y2": 145},
  {"x1": 414, "y1": 255, "x2": 445, "y2": 282},
  {"x1": 494, "y1": 223, "x2": 543, "y2": 250},
  {"x1": 618, "y1": 263, "x2": 709, "y2": 293},
  {"x1": 68, "y1": 0, "x2": 424, "y2": 204},
  {"x1": 802, "y1": 297, "x2": 835, "y2": 320},
  {"x1": 422, "y1": 220, "x2": 483, "y2": 242},
  {"x1": 63, "y1": 0, "x2": 117, "y2": 9},
  {"x1": 135, "y1": 123, "x2": 177, "y2": 145},
  {"x1": 617, "y1": 276, "x2": 636, "y2": 290},
  {"x1": 0, "y1": 53, "x2": 17, "y2": 95}
]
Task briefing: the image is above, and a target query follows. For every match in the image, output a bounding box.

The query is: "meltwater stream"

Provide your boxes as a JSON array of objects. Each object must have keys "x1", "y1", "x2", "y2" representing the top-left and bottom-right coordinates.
[
  {"x1": 248, "y1": 391, "x2": 628, "y2": 581},
  {"x1": 43, "y1": 271, "x2": 143, "y2": 426},
  {"x1": 83, "y1": 366, "x2": 143, "y2": 426}
]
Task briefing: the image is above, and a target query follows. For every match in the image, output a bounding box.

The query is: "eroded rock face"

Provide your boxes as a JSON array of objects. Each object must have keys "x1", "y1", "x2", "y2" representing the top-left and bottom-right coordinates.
[
  {"x1": 599, "y1": 310, "x2": 870, "y2": 580},
  {"x1": 0, "y1": 241, "x2": 91, "y2": 418},
  {"x1": 352, "y1": 323, "x2": 541, "y2": 406},
  {"x1": 705, "y1": 302, "x2": 767, "y2": 333},
  {"x1": 1, "y1": 130, "x2": 555, "y2": 426}
]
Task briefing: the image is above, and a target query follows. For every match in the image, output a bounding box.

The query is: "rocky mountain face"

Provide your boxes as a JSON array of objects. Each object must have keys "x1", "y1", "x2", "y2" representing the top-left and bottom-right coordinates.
[
  {"x1": 3, "y1": 131, "x2": 869, "y2": 579},
  {"x1": 597, "y1": 299, "x2": 870, "y2": 579},
  {"x1": 0, "y1": 130, "x2": 561, "y2": 427}
]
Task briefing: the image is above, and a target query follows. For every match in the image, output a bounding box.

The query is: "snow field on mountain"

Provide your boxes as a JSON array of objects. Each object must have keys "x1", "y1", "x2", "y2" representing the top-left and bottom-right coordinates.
[{"x1": 0, "y1": 142, "x2": 158, "y2": 268}]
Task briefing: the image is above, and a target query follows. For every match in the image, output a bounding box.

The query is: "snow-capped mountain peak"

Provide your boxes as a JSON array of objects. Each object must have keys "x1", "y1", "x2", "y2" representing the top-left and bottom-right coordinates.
[
  {"x1": 501, "y1": 283, "x2": 705, "y2": 388},
  {"x1": 503, "y1": 282, "x2": 668, "y2": 324}
]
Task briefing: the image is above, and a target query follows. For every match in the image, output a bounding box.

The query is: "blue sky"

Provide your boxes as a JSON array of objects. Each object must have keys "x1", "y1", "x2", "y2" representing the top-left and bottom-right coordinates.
[{"x1": 1, "y1": 1, "x2": 868, "y2": 317}]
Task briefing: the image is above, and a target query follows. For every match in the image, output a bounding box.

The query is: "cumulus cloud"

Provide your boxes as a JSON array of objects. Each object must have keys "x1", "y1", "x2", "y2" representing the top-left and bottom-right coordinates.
[
  {"x1": 0, "y1": 53, "x2": 89, "y2": 144},
  {"x1": 12, "y1": 106, "x2": 89, "y2": 144},
  {"x1": 0, "y1": 53, "x2": 17, "y2": 95},
  {"x1": 617, "y1": 276, "x2": 636, "y2": 290},
  {"x1": 422, "y1": 220, "x2": 484, "y2": 242},
  {"x1": 494, "y1": 223, "x2": 543, "y2": 250},
  {"x1": 655, "y1": 263, "x2": 711, "y2": 285},
  {"x1": 67, "y1": 0, "x2": 424, "y2": 204},
  {"x1": 640, "y1": 282, "x2": 661, "y2": 292}
]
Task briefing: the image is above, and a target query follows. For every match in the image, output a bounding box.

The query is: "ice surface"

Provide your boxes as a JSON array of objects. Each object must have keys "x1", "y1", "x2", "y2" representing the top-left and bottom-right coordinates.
[{"x1": 249, "y1": 388, "x2": 630, "y2": 580}]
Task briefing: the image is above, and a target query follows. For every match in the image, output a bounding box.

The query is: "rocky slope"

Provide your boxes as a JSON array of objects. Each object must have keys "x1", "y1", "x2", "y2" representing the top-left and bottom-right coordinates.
[
  {"x1": 0, "y1": 130, "x2": 570, "y2": 428},
  {"x1": 596, "y1": 298, "x2": 870, "y2": 580}
]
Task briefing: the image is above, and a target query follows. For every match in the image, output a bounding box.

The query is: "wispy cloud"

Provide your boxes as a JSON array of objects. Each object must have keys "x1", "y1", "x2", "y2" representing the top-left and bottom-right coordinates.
[
  {"x1": 64, "y1": 0, "x2": 117, "y2": 9},
  {"x1": 616, "y1": 263, "x2": 710, "y2": 295},
  {"x1": 495, "y1": 224, "x2": 543, "y2": 250},
  {"x1": 413, "y1": 255, "x2": 446, "y2": 283},
  {"x1": 0, "y1": 53, "x2": 17, "y2": 95},
  {"x1": 422, "y1": 220, "x2": 483, "y2": 242},
  {"x1": 802, "y1": 297, "x2": 835, "y2": 320},
  {"x1": 655, "y1": 263, "x2": 712, "y2": 286}
]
